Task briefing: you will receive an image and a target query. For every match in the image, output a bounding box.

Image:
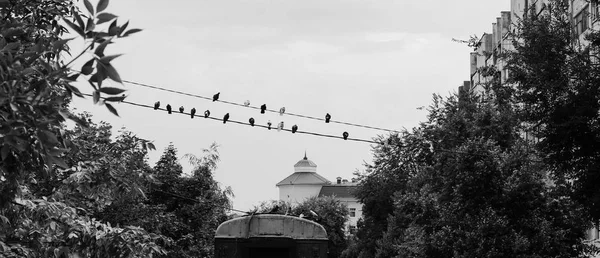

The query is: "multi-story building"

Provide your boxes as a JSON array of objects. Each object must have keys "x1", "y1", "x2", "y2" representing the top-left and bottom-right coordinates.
[
  {"x1": 464, "y1": 0, "x2": 600, "y2": 250},
  {"x1": 276, "y1": 154, "x2": 363, "y2": 234}
]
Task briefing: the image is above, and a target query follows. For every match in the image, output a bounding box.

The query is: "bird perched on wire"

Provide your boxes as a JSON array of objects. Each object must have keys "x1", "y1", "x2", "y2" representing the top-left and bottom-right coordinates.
[
  {"x1": 190, "y1": 108, "x2": 196, "y2": 118},
  {"x1": 292, "y1": 125, "x2": 298, "y2": 133},
  {"x1": 223, "y1": 113, "x2": 229, "y2": 124},
  {"x1": 267, "y1": 121, "x2": 272, "y2": 130},
  {"x1": 179, "y1": 106, "x2": 184, "y2": 113},
  {"x1": 166, "y1": 104, "x2": 172, "y2": 114},
  {"x1": 244, "y1": 100, "x2": 250, "y2": 106},
  {"x1": 154, "y1": 101, "x2": 160, "y2": 110},
  {"x1": 249, "y1": 117, "x2": 255, "y2": 126},
  {"x1": 343, "y1": 131, "x2": 349, "y2": 140},
  {"x1": 204, "y1": 110, "x2": 210, "y2": 118},
  {"x1": 213, "y1": 92, "x2": 220, "y2": 102},
  {"x1": 277, "y1": 121, "x2": 284, "y2": 131},
  {"x1": 279, "y1": 107, "x2": 285, "y2": 116},
  {"x1": 261, "y1": 104, "x2": 267, "y2": 114},
  {"x1": 325, "y1": 113, "x2": 331, "y2": 123}
]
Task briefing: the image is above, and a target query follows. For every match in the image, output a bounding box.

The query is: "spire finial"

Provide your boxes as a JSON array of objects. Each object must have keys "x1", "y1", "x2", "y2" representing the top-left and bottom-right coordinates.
[{"x1": 304, "y1": 150, "x2": 307, "y2": 160}]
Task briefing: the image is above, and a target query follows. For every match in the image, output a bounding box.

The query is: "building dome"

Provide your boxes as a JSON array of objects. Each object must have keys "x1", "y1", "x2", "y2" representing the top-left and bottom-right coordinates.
[{"x1": 294, "y1": 153, "x2": 317, "y2": 173}]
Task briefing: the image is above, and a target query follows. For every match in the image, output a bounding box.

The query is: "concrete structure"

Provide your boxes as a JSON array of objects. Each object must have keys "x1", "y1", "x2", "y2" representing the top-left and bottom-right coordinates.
[
  {"x1": 276, "y1": 154, "x2": 363, "y2": 234},
  {"x1": 276, "y1": 154, "x2": 331, "y2": 205},
  {"x1": 464, "y1": 0, "x2": 600, "y2": 250},
  {"x1": 318, "y1": 181, "x2": 362, "y2": 234}
]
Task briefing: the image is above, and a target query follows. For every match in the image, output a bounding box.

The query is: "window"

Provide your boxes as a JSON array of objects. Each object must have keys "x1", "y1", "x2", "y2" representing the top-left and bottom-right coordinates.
[
  {"x1": 349, "y1": 208, "x2": 356, "y2": 217},
  {"x1": 349, "y1": 225, "x2": 357, "y2": 234},
  {"x1": 574, "y1": 7, "x2": 590, "y2": 36},
  {"x1": 593, "y1": 0, "x2": 600, "y2": 20}
]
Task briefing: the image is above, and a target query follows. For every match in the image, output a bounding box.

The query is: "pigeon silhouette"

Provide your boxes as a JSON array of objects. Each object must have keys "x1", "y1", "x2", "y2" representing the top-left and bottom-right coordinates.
[
  {"x1": 154, "y1": 101, "x2": 160, "y2": 110},
  {"x1": 166, "y1": 104, "x2": 172, "y2": 114},
  {"x1": 223, "y1": 113, "x2": 229, "y2": 124},
  {"x1": 260, "y1": 104, "x2": 267, "y2": 114},
  {"x1": 325, "y1": 113, "x2": 331, "y2": 123},
  {"x1": 213, "y1": 92, "x2": 220, "y2": 102},
  {"x1": 179, "y1": 106, "x2": 184, "y2": 113},
  {"x1": 279, "y1": 107, "x2": 285, "y2": 116},
  {"x1": 249, "y1": 117, "x2": 255, "y2": 126},
  {"x1": 204, "y1": 110, "x2": 210, "y2": 118},
  {"x1": 190, "y1": 108, "x2": 196, "y2": 118},
  {"x1": 277, "y1": 121, "x2": 284, "y2": 131},
  {"x1": 244, "y1": 100, "x2": 250, "y2": 106},
  {"x1": 267, "y1": 121, "x2": 272, "y2": 130},
  {"x1": 343, "y1": 131, "x2": 349, "y2": 140},
  {"x1": 292, "y1": 124, "x2": 298, "y2": 133}
]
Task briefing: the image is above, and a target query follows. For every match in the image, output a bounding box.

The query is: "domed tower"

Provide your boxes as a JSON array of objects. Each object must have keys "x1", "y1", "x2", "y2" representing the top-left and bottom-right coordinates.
[{"x1": 276, "y1": 153, "x2": 330, "y2": 205}]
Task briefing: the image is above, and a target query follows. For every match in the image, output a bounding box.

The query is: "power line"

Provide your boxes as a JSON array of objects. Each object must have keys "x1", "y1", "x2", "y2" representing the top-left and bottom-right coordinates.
[
  {"x1": 81, "y1": 93, "x2": 379, "y2": 144},
  {"x1": 152, "y1": 188, "x2": 248, "y2": 214},
  {"x1": 119, "y1": 79, "x2": 402, "y2": 133}
]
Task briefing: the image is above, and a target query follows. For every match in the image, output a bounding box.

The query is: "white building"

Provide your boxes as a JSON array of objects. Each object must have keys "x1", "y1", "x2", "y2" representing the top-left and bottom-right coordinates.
[{"x1": 276, "y1": 154, "x2": 363, "y2": 234}]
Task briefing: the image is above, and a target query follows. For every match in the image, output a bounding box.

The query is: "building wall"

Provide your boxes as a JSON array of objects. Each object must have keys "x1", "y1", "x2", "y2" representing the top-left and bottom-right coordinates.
[
  {"x1": 335, "y1": 197, "x2": 363, "y2": 230},
  {"x1": 278, "y1": 184, "x2": 323, "y2": 205},
  {"x1": 468, "y1": 0, "x2": 600, "y2": 250}
]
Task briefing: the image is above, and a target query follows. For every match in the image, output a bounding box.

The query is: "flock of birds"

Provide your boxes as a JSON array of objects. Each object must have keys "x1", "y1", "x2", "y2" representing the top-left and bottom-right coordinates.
[{"x1": 153, "y1": 92, "x2": 350, "y2": 140}]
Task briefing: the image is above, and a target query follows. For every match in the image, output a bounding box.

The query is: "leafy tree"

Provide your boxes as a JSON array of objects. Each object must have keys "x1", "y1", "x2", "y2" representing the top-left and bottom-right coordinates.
[
  {"x1": 344, "y1": 87, "x2": 591, "y2": 257},
  {"x1": 507, "y1": 0, "x2": 600, "y2": 224},
  {"x1": 98, "y1": 142, "x2": 233, "y2": 258},
  {"x1": 0, "y1": 0, "x2": 165, "y2": 255}
]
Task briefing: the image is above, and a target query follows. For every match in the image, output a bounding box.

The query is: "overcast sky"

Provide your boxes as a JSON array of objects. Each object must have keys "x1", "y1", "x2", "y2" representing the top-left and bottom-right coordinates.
[{"x1": 71, "y1": 0, "x2": 511, "y2": 211}]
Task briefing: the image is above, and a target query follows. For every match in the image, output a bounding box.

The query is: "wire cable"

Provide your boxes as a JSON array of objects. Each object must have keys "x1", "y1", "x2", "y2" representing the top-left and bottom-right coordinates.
[
  {"x1": 118, "y1": 79, "x2": 402, "y2": 133},
  {"x1": 81, "y1": 93, "x2": 379, "y2": 144},
  {"x1": 151, "y1": 189, "x2": 248, "y2": 214}
]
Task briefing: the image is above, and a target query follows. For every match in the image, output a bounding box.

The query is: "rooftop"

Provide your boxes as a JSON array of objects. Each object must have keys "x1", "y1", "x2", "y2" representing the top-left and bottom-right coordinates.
[
  {"x1": 318, "y1": 185, "x2": 357, "y2": 198},
  {"x1": 276, "y1": 172, "x2": 331, "y2": 186}
]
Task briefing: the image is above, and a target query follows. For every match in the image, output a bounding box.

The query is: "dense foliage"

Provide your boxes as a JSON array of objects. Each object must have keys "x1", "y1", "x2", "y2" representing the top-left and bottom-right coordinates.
[
  {"x1": 343, "y1": 1, "x2": 600, "y2": 257},
  {"x1": 507, "y1": 0, "x2": 600, "y2": 224},
  {"x1": 0, "y1": 0, "x2": 233, "y2": 256}
]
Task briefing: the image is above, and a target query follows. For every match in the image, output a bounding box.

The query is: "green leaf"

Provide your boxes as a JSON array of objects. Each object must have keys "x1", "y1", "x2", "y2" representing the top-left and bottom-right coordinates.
[
  {"x1": 86, "y1": 17, "x2": 95, "y2": 32},
  {"x1": 105, "y1": 103, "x2": 119, "y2": 116},
  {"x1": 93, "y1": 90, "x2": 100, "y2": 104},
  {"x1": 100, "y1": 62, "x2": 122, "y2": 83},
  {"x1": 94, "y1": 40, "x2": 111, "y2": 57},
  {"x1": 98, "y1": 54, "x2": 122, "y2": 64},
  {"x1": 65, "y1": 73, "x2": 80, "y2": 82},
  {"x1": 74, "y1": 12, "x2": 85, "y2": 32},
  {"x1": 97, "y1": 0, "x2": 109, "y2": 12},
  {"x1": 0, "y1": 215, "x2": 9, "y2": 225},
  {"x1": 99, "y1": 87, "x2": 126, "y2": 95},
  {"x1": 0, "y1": 146, "x2": 9, "y2": 161},
  {"x1": 104, "y1": 96, "x2": 126, "y2": 102},
  {"x1": 65, "y1": 84, "x2": 84, "y2": 97},
  {"x1": 52, "y1": 37, "x2": 74, "y2": 50},
  {"x1": 38, "y1": 130, "x2": 59, "y2": 145},
  {"x1": 97, "y1": 13, "x2": 117, "y2": 24},
  {"x1": 108, "y1": 20, "x2": 119, "y2": 36},
  {"x1": 63, "y1": 19, "x2": 84, "y2": 37},
  {"x1": 48, "y1": 156, "x2": 68, "y2": 169},
  {"x1": 119, "y1": 21, "x2": 130, "y2": 36},
  {"x1": 123, "y1": 28, "x2": 142, "y2": 37},
  {"x1": 84, "y1": 0, "x2": 94, "y2": 15},
  {"x1": 81, "y1": 59, "x2": 95, "y2": 75}
]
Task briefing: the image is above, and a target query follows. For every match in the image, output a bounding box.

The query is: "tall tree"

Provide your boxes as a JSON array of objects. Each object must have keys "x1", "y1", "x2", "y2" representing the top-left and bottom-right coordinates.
[
  {"x1": 507, "y1": 0, "x2": 600, "y2": 224},
  {"x1": 345, "y1": 87, "x2": 591, "y2": 257}
]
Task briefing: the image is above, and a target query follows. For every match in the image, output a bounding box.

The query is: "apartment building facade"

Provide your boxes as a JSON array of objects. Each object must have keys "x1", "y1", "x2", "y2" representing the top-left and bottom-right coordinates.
[{"x1": 465, "y1": 0, "x2": 600, "y2": 248}]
